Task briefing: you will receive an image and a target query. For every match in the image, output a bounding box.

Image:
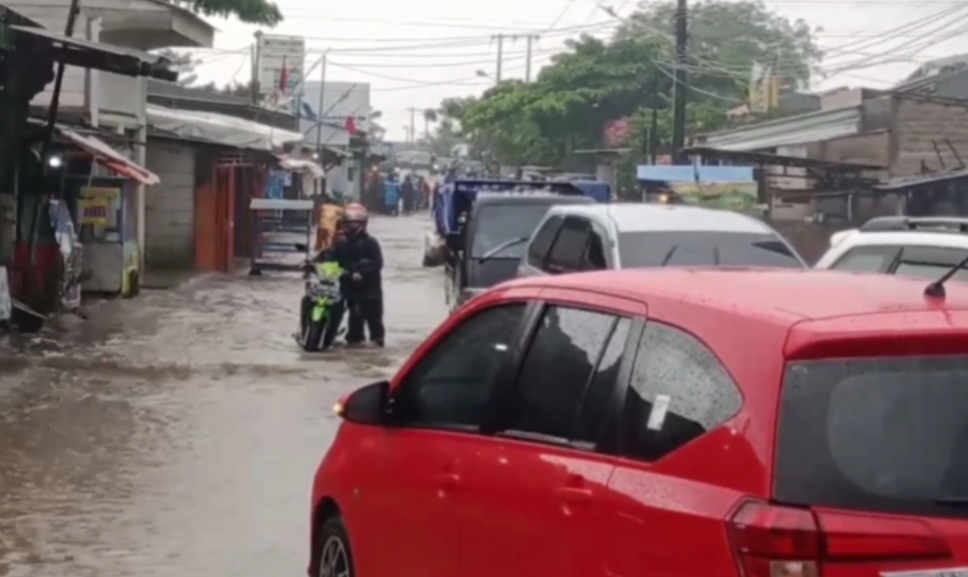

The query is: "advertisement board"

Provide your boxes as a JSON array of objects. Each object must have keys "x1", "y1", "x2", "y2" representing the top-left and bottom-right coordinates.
[
  {"x1": 636, "y1": 165, "x2": 762, "y2": 214},
  {"x1": 297, "y1": 81, "x2": 371, "y2": 147},
  {"x1": 257, "y1": 34, "x2": 305, "y2": 99}
]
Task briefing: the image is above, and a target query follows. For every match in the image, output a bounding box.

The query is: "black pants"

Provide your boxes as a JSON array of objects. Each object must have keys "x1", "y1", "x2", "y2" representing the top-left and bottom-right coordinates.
[{"x1": 345, "y1": 297, "x2": 385, "y2": 344}]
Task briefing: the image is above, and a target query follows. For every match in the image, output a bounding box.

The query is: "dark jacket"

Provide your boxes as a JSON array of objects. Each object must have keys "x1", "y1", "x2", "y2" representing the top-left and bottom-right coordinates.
[{"x1": 334, "y1": 232, "x2": 383, "y2": 299}]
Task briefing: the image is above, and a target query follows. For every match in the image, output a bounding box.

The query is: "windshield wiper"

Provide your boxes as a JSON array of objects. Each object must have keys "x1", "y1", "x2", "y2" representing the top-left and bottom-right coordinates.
[{"x1": 478, "y1": 236, "x2": 530, "y2": 263}]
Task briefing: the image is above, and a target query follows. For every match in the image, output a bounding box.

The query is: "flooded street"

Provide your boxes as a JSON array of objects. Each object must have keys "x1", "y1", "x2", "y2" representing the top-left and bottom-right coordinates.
[{"x1": 0, "y1": 215, "x2": 446, "y2": 577}]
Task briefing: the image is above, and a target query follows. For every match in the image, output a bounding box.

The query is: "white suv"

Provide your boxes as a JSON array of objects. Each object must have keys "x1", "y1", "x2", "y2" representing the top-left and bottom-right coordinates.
[
  {"x1": 516, "y1": 203, "x2": 805, "y2": 277},
  {"x1": 814, "y1": 217, "x2": 968, "y2": 281}
]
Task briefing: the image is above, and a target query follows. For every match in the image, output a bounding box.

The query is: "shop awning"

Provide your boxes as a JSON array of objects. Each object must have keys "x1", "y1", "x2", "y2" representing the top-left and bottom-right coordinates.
[
  {"x1": 10, "y1": 24, "x2": 177, "y2": 81},
  {"x1": 58, "y1": 127, "x2": 160, "y2": 185},
  {"x1": 275, "y1": 154, "x2": 325, "y2": 179},
  {"x1": 147, "y1": 104, "x2": 304, "y2": 151}
]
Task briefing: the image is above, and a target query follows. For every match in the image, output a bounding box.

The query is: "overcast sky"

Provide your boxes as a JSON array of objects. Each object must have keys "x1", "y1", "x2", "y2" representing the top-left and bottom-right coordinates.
[{"x1": 191, "y1": 0, "x2": 968, "y2": 141}]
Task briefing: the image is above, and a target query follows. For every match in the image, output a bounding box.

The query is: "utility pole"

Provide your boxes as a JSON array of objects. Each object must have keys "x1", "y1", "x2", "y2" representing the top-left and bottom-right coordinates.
[
  {"x1": 252, "y1": 31, "x2": 263, "y2": 105},
  {"x1": 491, "y1": 33, "x2": 540, "y2": 83},
  {"x1": 671, "y1": 0, "x2": 688, "y2": 164},
  {"x1": 403, "y1": 107, "x2": 419, "y2": 143},
  {"x1": 314, "y1": 50, "x2": 328, "y2": 152},
  {"x1": 650, "y1": 71, "x2": 659, "y2": 165}
]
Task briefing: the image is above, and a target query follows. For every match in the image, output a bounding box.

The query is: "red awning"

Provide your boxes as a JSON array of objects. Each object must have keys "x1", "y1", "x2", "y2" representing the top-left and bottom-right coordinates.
[{"x1": 58, "y1": 127, "x2": 160, "y2": 186}]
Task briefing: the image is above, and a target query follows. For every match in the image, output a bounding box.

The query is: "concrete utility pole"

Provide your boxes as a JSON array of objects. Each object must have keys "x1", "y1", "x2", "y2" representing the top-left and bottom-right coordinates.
[
  {"x1": 491, "y1": 33, "x2": 540, "y2": 83},
  {"x1": 252, "y1": 31, "x2": 263, "y2": 105},
  {"x1": 315, "y1": 50, "x2": 328, "y2": 152},
  {"x1": 404, "y1": 107, "x2": 419, "y2": 143},
  {"x1": 671, "y1": 0, "x2": 688, "y2": 163}
]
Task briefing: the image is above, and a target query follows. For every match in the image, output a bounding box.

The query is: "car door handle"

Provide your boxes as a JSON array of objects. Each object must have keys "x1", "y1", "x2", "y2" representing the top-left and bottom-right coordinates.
[
  {"x1": 436, "y1": 473, "x2": 461, "y2": 488},
  {"x1": 556, "y1": 487, "x2": 593, "y2": 504}
]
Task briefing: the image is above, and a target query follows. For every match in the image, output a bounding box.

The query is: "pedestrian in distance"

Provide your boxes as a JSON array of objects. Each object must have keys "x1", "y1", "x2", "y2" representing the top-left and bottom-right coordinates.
[
  {"x1": 333, "y1": 204, "x2": 385, "y2": 348},
  {"x1": 383, "y1": 174, "x2": 401, "y2": 216},
  {"x1": 401, "y1": 175, "x2": 415, "y2": 215}
]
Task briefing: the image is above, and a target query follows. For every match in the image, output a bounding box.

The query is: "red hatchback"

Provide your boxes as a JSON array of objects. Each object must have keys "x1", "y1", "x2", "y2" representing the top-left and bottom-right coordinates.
[{"x1": 310, "y1": 267, "x2": 968, "y2": 577}]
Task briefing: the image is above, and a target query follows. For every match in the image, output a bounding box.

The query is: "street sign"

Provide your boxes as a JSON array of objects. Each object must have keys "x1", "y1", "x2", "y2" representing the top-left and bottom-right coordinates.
[{"x1": 257, "y1": 34, "x2": 305, "y2": 99}]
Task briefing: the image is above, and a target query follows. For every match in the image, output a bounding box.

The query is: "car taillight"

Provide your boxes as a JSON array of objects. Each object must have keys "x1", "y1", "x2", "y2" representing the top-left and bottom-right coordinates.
[{"x1": 727, "y1": 501, "x2": 951, "y2": 577}]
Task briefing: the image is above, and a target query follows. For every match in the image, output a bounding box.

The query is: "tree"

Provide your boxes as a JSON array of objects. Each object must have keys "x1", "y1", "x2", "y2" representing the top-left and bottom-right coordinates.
[
  {"x1": 172, "y1": 0, "x2": 283, "y2": 26},
  {"x1": 423, "y1": 108, "x2": 437, "y2": 140},
  {"x1": 444, "y1": 0, "x2": 821, "y2": 179}
]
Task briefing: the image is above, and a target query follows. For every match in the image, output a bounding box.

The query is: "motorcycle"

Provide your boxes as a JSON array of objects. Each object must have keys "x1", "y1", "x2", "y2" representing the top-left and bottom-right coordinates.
[{"x1": 298, "y1": 260, "x2": 345, "y2": 352}]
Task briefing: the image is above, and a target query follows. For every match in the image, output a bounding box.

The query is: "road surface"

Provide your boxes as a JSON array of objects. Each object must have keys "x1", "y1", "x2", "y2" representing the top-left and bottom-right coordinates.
[{"x1": 0, "y1": 215, "x2": 446, "y2": 577}]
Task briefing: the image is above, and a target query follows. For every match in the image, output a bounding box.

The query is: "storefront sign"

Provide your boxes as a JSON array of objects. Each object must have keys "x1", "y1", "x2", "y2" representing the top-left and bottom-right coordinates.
[
  {"x1": 0, "y1": 265, "x2": 9, "y2": 321},
  {"x1": 79, "y1": 187, "x2": 121, "y2": 230}
]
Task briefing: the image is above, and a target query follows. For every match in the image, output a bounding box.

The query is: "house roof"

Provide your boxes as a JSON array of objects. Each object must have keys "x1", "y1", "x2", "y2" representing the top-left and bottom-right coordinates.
[
  {"x1": 10, "y1": 24, "x2": 177, "y2": 81},
  {"x1": 694, "y1": 105, "x2": 864, "y2": 152}
]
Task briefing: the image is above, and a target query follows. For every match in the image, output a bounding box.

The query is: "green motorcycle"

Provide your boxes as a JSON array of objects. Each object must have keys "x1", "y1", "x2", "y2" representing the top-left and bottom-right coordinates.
[{"x1": 299, "y1": 261, "x2": 345, "y2": 352}]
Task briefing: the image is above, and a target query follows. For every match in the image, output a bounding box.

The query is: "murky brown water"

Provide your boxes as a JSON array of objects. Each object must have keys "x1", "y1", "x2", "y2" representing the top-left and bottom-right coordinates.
[{"x1": 0, "y1": 215, "x2": 447, "y2": 577}]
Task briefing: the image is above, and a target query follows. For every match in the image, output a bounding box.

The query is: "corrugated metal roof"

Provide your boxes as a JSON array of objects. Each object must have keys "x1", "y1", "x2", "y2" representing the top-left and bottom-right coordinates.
[{"x1": 699, "y1": 106, "x2": 863, "y2": 151}]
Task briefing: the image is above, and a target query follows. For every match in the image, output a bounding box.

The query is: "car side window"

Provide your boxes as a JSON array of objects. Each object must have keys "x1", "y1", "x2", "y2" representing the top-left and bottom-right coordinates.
[
  {"x1": 830, "y1": 245, "x2": 899, "y2": 272},
  {"x1": 527, "y1": 216, "x2": 564, "y2": 268},
  {"x1": 621, "y1": 321, "x2": 742, "y2": 461},
  {"x1": 500, "y1": 306, "x2": 630, "y2": 447},
  {"x1": 581, "y1": 224, "x2": 609, "y2": 271},
  {"x1": 545, "y1": 217, "x2": 590, "y2": 274},
  {"x1": 394, "y1": 303, "x2": 525, "y2": 429}
]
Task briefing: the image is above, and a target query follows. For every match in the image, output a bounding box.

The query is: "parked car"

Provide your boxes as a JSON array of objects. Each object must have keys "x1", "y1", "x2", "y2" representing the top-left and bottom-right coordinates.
[
  {"x1": 815, "y1": 216, "x2": 968, "y2": 280},
  {"x1": 516, "y1": 203, "x2": 805, "y2": 277},
  {"x1": 309, "y1": 266, "x2": 968, "y2": 577}
]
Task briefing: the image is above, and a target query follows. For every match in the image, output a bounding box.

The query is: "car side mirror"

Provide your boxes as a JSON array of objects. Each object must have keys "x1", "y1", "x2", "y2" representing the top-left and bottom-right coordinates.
[{"x1": 335, "y1": 380, "x2": 389, "y2": 425}]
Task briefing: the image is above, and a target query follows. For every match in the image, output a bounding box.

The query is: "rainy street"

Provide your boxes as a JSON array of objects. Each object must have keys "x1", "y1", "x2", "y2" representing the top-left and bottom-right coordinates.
[{"x1": 0, "y1": 215, "x2": 445, "y2": 577}]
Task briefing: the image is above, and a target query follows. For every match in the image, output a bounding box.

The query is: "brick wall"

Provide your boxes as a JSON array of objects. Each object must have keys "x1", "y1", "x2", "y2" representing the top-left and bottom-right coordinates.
[
  {"x1": 893, "y1": 99, "x2": 968, "y2": 176},
  {"x1": 145, "y1": 141, "x2": 195, "y2": 270}
]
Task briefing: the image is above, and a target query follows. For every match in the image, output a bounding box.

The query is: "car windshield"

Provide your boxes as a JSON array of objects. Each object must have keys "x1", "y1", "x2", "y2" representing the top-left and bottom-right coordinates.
[
  {"x1": 895, "y1": 261, "x2": 968, "y2": 282},
  {"x1": 776, "y1": 356, "x2": 968, "y2": 519},
  {"x1": 617, "y1": 231, "x2": 803, "y2": 268},
  {"x1": 470, "y1": 204, "x2": 556, "y2": 259}
]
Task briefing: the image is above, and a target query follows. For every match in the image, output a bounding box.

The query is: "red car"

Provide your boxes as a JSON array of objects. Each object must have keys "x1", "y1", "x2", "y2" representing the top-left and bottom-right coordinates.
[{"x1": 310, "y1": 267, "x2": 968, "y2": 577}]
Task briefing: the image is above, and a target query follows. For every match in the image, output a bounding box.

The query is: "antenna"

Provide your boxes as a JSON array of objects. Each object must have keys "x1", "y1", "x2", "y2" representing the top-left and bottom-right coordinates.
[{"x1": 924, "y1": 252, "x2": 968, "y2": 298}]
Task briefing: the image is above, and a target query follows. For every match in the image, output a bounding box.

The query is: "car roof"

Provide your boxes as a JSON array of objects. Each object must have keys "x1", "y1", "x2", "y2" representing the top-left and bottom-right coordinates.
[
  {"x1": 475, "y1": 194, "x2": 596, "y2": 207},
  {"x1": 546, "y1": 203, "x2": 772, "y2": 234},
  {"x1": 501, "y1": 267, "x2": 968, "y2": 327},
  {"x1": 836, "y1": 229, "x2": 968, "y2": 251}
]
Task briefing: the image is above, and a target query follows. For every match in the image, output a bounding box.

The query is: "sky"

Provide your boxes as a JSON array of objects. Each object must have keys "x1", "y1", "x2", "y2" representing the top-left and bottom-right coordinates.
[{"x1": 188, "y1": 0, "x2": 968, "y2": 141}]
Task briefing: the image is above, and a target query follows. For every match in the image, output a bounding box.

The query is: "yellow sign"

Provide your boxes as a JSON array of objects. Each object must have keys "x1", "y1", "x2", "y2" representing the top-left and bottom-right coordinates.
[{"x1": 79, "y1": 198, "x2": 109, "y2": 226}]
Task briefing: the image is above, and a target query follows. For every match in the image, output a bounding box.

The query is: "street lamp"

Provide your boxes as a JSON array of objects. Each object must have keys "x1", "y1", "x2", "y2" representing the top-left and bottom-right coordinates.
[{"x1": 475, "y1": 70, "x2": 490, "y2": 79}]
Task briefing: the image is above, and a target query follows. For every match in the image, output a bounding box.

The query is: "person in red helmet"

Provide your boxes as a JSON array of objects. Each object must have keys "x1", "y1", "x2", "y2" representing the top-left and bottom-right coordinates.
[{"x1": 333, "y1": 203, "x2": 385, "y2": 347}]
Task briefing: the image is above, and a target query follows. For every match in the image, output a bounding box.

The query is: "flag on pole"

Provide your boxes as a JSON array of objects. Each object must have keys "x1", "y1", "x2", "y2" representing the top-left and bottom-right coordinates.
[
  {"x1": 345, "y1": 116, "x2": 357, "y2": 135},
  {"x1": 278, "y1": 55, "x2": 289, "y2": 95}
]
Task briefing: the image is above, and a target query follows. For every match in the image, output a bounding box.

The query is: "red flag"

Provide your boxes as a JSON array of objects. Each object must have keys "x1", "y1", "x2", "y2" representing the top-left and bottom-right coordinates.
[
  {"x1": 345, "y1": 116, "x2": 357, "y2": 135},
  {"x1": 278, "y1": 56, "x2": 288, "y2": 95}
]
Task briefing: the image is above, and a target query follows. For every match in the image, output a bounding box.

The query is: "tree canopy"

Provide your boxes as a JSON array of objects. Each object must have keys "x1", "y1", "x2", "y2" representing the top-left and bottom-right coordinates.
[
  {"x1": 173, "y1": 0, "x2": 283, "y2": 27},
  {"x1": 437, "y1": 0, "x2": 821, "y2": 180}
]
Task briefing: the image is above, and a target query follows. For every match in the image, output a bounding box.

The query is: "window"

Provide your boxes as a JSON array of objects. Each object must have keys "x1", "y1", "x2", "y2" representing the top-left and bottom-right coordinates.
[
  {"x1": 621, "y1": 322, "x2": 742, "y2": 461},
  {"x1": 545, "y1": 218, "x2": 590, "y2": 273},
  {"x1": 580, "y1": 226, "x2": 608, "y2": 271},
  {"x1": 830, "y1": 246, "x2": 899, "y2": 272},
  {"x1": 501, "y1": 306, "x2": 628, "y2": 446},
  {"x1": 527, "y1": 216, "x2": 564, "y2": 267},
  {"x1": 394, "y1": 304, "x2": 525, "y2": 428},
  {"x1": 618, "y1": 231, "x2": 802, "y2": 269},
  {"x1": 470, "y1": 204, "x2": 556, "y2": 259},
  {"x1": 776, "y1": 356, "x2": 968, "y2": 519},
  {"x1": 892, "y1": 246, "x2": 968, "y2": 283}
]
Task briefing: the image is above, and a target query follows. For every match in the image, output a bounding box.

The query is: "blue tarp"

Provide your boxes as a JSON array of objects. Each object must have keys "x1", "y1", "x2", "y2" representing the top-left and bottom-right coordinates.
[{"x1": 433, "y1": 179, "x2": 610, "y2": 237}]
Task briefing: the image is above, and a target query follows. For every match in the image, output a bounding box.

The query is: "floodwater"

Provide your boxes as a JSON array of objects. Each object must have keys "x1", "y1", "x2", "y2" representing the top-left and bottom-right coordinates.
[{"x1": 0, "y1": 215, "x2": 447, "y2": 577}]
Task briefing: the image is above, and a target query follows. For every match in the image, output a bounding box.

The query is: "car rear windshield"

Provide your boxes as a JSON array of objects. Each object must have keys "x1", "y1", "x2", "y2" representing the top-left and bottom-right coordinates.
[
  {"x1": 776, "y1": 356, "x2": 968, "y2": 519},
  {"x1": 470, "y1": 204, "x2": 556, "y2": 259},
  {"x1": 617, "y1": 231, "x2": 803, "y2": 268}
]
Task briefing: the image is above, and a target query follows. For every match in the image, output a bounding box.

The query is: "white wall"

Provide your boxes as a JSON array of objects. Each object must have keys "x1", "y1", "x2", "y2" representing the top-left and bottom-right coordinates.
[{"x1": 145, "y1": 141, "x2": 195, "y2": 270}]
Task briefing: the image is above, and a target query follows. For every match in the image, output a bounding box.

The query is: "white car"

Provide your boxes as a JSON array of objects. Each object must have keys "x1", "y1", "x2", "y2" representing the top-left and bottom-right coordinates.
[
  {"x1": 814, "y1": 216, "x2": 968, "y2": 280},
  {"x1": 516, "y1": 203, "x2": 805, "y2": 278}
]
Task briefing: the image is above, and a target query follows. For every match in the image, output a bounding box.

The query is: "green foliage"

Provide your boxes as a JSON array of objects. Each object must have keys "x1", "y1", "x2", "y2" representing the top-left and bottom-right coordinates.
[
  {"x1": 440, "y1": 0, "x2": 821, "y2": 188},
  {"x1": 175, "y1": 0, "x2": 283, "y2": 26}
]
